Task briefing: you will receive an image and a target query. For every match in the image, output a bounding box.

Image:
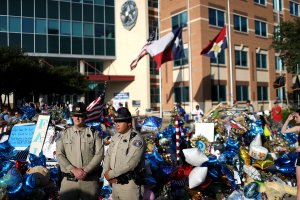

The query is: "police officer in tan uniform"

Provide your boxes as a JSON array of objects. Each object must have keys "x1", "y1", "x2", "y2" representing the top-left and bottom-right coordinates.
[
  {"x1": 104, "y1": 107, "x2": 145, "y2": 200},
  {"x1": 56, "y1": 102, "x2": 104, "y2": 200}
]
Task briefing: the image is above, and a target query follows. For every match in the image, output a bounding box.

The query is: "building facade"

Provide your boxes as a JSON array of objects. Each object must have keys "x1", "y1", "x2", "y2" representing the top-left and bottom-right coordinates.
[{"x1": 159, "y1": 0, "x2": 299, "y2": 114}]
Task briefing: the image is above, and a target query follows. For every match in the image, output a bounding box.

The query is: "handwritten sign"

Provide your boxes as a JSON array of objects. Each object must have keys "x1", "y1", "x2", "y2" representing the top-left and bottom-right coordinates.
[
  {"x1": 9, "y1": 123, "x2": 36, "y2": 150},
  {"x1": 194, "y1": 123, "x2": 215, "y2": 142},
  {"x1": 28, "y1": 115, "x2": 50, "y2": 156}
]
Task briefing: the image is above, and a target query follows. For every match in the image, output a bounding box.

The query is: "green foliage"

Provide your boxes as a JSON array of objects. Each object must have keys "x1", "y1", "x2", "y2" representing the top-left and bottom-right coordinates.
[{"x1": 271, "y1": 18, "x2": 300, "y2": 73}]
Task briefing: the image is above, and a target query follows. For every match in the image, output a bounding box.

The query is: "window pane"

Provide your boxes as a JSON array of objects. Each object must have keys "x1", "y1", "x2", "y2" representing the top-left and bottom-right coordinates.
[
  {"x1": 183, "y1": 87, "x2": 189, "y2": 102},
  {"x1": 241, "y1": 17, "x2": 247, "y2": 32},
  {"x1": 0, "y1": 16, "x2": 7, "y2": 32},
  {"x1": 35, "y1": 35, "x2": 47, "y2": 53},
  {"x1": 48, "y1": 0, "x2": 58, "y2": 19},
  {"x1": 83, "y1": 4, "x2": 93, "y2": 22},
  {"x1": 261, "y1": 23, "x2": 267, "y2": 36},
  {"x1": 235, "y1": 50, "x2": 240, "y2": 65},
  {"x1": 174, "y1": 87, "x2": 181, "y2": 103},
  {"x1": 22, "y1": 34, "x2": 34, "y2": 52},
  {"x1": 61, "y1": 21, "x2": 71, "y2": 35},
  {"x1": 9, "y1": 0, "x2": 21, "y2": 16},
  {"x1": 35, "y1": 0, "x2": 46, "y2": 18},
  {"x1": 0, "y1": 32, "x2": 7, "y2": 46},
  {"x1": 72, "y1": 3, "x2": 82, "y2": 21},
  {"x1": 36, "y1": 19, "x2": 47, "y2": 34},
  {"x1": 9, "y1": 33, "x2": 21, "y2": 48},
  {"x1": 95, "y1": 38, "x2": 104, "y2": 55},
  {"x1": 106, "y1": 24, "x2": 114, "y2": 38},
  {"x1": 181, "y1": 12, "x2": 187, "y2": 27},
  {"x1": 22, "y1": 0, "x2": 34, "y2": 17},
  {"x1": 60, "y1": 2, "x2": 71, "y2": 20},
  {"x1": 9, "y1": 17, "x2": 21, "y2": 32},
  {"x1": 95, "y1": 0, "x2": 104, "y2": 5},
  {"x1": 255, "y1": 21, "x2": 260, "y2": 35},
  {"x1": 83, "y1": 23, "x2": 93, "y2": 36},
  {"x1": 0, "y1": 0, "x2": 7, "y2": 15},
  {"x1": 105, "y1": 6, "x2": 114, "y2": 24},
  {"x1": 105, "y1": 0, "x2": 114, "y2": 6},
  {"x1": 242, "y1": 51, "x2": 247, "y2": 66},
  {"x1": 219, "y1": 85, "x2": 226, "y2": 101},
  {"x1": 95, "y1": 24, "x2": 104, "y2": 38},
  {"x1": 72, "y1": 22, "x2": 82, "y2": 36},
  {"x1": 209, "y1": 8, "x2": 216, "y2": 26},
  {"x1": 22, "y1": 18, "x2": 34, "y2": 33},
  {"x1": 106, "y1": 39, "x2": 115, "y2": 56},
  {"x1": 48, "y1": 20, "x2": 59, "y2": 34},
  {"x1": 60, "y1": 36, "x2": 71, "y2": 54},
  {"x1": 48, "y1": 35, "x2": 59, "y2": 53},
  {"x1": 95, "y1": 6, "x2": 104, "y2": 23},
  {"x1": 84, "y1": 38, "x2": 93, "y2": 55},
  {"x1": 234, "y1": 15, "x2": 239, "y2": 30},
  {"x1": 217, "y1": 10, "x2": 225, "y2": 26},
  {"x1": 172, "y1": 16, "x2": 178, "y2": 30},
  {"x1": 84, "y1": 0, "x2": 94, "y2": 4},
  {"x1": 72, "y1": 37, "x2": 82, "y2": 54}
]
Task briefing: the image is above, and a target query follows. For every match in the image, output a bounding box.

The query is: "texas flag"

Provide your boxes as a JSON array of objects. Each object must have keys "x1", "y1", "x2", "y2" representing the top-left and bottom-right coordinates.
[
  {"x1": 200, "y1": 26, "x2": 227, "y2": 59},
  {"x1": 146, "y1": 27, "x2": 185, "y2": 70}
]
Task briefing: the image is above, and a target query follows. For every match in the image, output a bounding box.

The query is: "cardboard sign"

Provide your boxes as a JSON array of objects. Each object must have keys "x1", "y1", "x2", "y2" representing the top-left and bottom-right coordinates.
[
  {"x1": 42, "y1": 126, "x2": 57, "y2": 160},
  {"x1": 28, "y1": 115, "x2": 50, "y2": 156},
  {"x1": 194, "y1": 123, "x2": 215, "y2": 142},
  {"x1": 9, "y1": 123, "x2": 36, "y2": 150}
]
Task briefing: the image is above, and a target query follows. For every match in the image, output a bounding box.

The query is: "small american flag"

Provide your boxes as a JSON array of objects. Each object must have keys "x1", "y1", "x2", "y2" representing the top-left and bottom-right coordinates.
[{"x1": 85, "y1": 83, "x2": 106, "y2": 123}]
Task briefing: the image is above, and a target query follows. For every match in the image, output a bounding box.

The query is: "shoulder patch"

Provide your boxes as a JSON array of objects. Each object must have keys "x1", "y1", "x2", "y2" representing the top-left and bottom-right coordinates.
[{"x1": 132, "y1": 140, "x2": 143, "y2": 148}]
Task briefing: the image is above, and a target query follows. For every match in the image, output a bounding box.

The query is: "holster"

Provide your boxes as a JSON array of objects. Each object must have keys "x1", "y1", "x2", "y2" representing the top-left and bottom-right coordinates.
[{"x1": 61, "y1": 172, "x2": 78, "y2": 182}]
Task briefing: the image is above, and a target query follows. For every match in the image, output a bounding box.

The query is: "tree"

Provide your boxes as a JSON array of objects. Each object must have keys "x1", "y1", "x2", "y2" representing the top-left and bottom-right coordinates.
[{"x1": 271, "y1": 18, "x2": 300, "y2": 73}]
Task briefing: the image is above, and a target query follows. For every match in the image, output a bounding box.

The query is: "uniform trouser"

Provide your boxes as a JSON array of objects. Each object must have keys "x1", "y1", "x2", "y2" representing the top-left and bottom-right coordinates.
[
  {"x1": 60, "y1": 177, "x2": 99, "y2": 200},
  {"x1": 112, "y1": 180, "x2": 144, "y2": 200}
]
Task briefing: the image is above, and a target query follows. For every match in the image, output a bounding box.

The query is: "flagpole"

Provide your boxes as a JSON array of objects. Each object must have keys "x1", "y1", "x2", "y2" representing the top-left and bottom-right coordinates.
[
  {"x1": 227, "y1": 0, "x2": 234, "y2": 106},
  {"x1": 158, "y1": 0, "x2": 163, "y2": 118},
  {"x1": 188, "y1": 0, "x2": 194, "y2": 113},
  {"x1": 276, "y1": 0, "x2": 283, "y2": 104}
]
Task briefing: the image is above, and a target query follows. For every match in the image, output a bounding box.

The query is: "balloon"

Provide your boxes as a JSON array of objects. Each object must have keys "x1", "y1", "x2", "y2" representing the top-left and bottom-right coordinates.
[
  {"x1": 250, "y1": 134, "x2": 262, "y2": 147},
  {"x1": 170, "y1": 164, "x2": 193, "y2": 180},
  {"x1": 277, "y1": 164, "x2": 296, "y2": 176},
  {"x1": 15, "y1": 160, "x2": 28, "y2": 175},
  {"x1": 143, "y1": 187, "x2": 155, "y2": 200},
  {"x1": 24, "y1": 174, "x2": 36, "y2": 189},
  {"x1": 100, "y1": 185, "x2": 112, "y2": 196},
  {"x1": 182, "y1": 148, "x2": 208, "y2": 167},
  {"x1": 249, "y1": 145, "x2": 268, "y2": 160},
  {"x1": 221, "y1": 164, "x2": 237, "y2": 189},
  {"x1": 225, "y1": 138, "x2": 240, "y2": 150},
  {"x1": 141, "y1": 116, "x2": 162, "y2": 133},
  {"x1": 6, "y1": 182, "x2": 23, "y2": 195},
  {"x1": 243, "y1": 165, "x2": 262, "y2": 181},
  {"x1": 0, "y1": 168, "x2": 22, "y2": 188},
  {"x1": 239, "y1": 146, "x2": 251, "y2": 165},
  {"x1": 28, "y1": 152, "x2": 46, "y2": 167},
  {"x1": 227, "y1": 190, "x2": 243, "y2": 200},
  {"x1": 188, "y1": 167, "x2": 208, "y2": 189},
  {"x1": 252, "y1": 160, "x2": 274, "y2": 170},
  {"x1": 243, "y1": 182, "x2": 259, "y2": 198}
]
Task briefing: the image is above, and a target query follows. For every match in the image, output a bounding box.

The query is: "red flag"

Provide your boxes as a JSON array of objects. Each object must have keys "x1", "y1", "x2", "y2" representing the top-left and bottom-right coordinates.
[{"x1": 130, "y1": 42, "x2": 151, "y2": 70}]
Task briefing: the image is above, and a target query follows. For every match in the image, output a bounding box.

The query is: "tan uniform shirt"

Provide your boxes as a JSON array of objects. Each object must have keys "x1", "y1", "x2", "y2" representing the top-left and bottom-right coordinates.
[
  {"x1": 56, "y1": 126, "x2": 104, "y2": 174},
  {"x1": 103, "y1": 129, "x2": 144, "y2": 179}
]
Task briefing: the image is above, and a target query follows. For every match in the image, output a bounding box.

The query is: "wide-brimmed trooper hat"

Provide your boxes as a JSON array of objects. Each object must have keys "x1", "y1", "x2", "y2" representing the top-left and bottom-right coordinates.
[
  {"x1": 115, "y1": 107, "x2": 132, "y2": 122},
  {"x1": 71, "y1": 102, "x2": 86, "y2": 117}
]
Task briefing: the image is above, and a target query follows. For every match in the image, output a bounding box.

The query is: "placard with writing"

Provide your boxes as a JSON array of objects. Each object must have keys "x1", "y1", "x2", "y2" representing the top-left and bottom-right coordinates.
[{"x1": 9, "y1": 123, "x2": 36, "y2": 150}]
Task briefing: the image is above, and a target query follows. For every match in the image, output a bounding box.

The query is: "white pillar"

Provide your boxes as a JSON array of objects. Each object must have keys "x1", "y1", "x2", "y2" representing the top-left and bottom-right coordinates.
[{"x1": 79, "y1": 60, "x2": 85, "y2": 103}]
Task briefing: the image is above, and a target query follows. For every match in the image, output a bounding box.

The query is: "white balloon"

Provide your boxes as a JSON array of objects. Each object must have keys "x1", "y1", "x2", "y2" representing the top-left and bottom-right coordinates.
[
  {"x1": 188, "y1": 167, "x2": 208, "y2": 189},
  {"x1": 183, "y1": 148, "x2": 208, "y2": 167},
  {"x1": 250, "y1": 134, "x2": 262, "y2": 147},
  {"x1": 249, "y1": 145, "x2": 268, "y2": 160}
]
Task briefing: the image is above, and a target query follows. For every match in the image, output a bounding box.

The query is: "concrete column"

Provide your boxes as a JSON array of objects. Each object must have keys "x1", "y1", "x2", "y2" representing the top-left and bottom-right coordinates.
[{"x1": 79, "y1": 60, "x2": 85, "y2": 103}]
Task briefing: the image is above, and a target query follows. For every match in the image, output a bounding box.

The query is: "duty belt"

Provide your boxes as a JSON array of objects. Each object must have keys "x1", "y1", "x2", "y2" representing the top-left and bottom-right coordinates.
[{"x1": 61, "y1": 172, "x2": 78, "y2": 182}]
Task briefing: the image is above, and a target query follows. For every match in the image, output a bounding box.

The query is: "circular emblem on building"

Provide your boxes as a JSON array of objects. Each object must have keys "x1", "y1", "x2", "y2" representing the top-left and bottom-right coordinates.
[{"x1": 120, "y1": 0, "x2": 138, "y2": 30}]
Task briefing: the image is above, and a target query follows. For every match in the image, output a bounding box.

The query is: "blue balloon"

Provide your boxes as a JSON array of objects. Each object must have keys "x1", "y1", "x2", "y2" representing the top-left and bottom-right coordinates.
[
  {"x1": 244, "y1": 182, "x2": 259, "y2": 198},
  {"x1": 162, "y1": 165, "x2": 173, "y2": 175},
  {"x1": 7, "y1": 182, "x2": 23, "y2": 194},
  {"x1": 24, "y1": 174, "x2": 36, "y2": 189},
  {"x1": 225, "y1": 138, "x2": 240, "y2": 150},
  {"x1": 196, "y1": 140, "x2": 206, "y2": 152},
  {"x1": 277, "y1": 164, "x2": 296, "y2": 176},
  {"x1": 28, "y1": 152, "x2": 46, "y2": 167},
  {"x1": 145, "y1": 176, "x2": 156, "y2": 186},
  {"x1": 100, "y1": 185, "x2": 112, "y2": 196}
]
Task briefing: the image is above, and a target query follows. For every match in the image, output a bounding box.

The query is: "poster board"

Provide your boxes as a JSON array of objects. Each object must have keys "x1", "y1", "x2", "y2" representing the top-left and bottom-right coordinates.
[
  {"x1": 194, "y1": 123, "x2": 215, "y2": 142},
  {"x1": 28, "y1": 115, "x2": 50, "y2": 156},
  {"x1": 9, "y1": 123, "x2": 36, "y2": 150},
  {"x1": 42, "y1": 126, "x2": 58, "y2": 160}
]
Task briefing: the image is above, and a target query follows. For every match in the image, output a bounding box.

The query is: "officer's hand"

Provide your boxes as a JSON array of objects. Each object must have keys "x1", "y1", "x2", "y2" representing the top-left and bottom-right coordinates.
[
  {"x1": 71, "y1": 168, "x2": 86, "y2": 180},
  {"x1": 104, "y1": 170, "x2": 110, "y2": 180},
  {"x1": 109, "y1": 178, "x2": 118, "y2": 184}
]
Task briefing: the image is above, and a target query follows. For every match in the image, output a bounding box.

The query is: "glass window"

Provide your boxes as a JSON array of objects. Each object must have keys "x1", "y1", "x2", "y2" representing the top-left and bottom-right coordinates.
[
  {"x1": 35, "y1": 0, "x2": 46, "y2": 18},
  {"x1": 209, "y1": 8, "x2": 225, "y2": 27},
  {"x1": 254, "y1": 0, "x2": 266, "y2": 5},
  {"x1": 95, "y1": 6, "x2": 104, "y2": 23},
  {"x1": 150, "y1": 87, "x2": 160, "y2": 103},
  {"x1": 22, "y1": 18, "x2": 34, "y2": 33},
  {"x1": 95, "y1": 0, "x2": 104, "y2": 5},
  {"x1": 211, "y1": 49, "x2": 226, "y2": 64},
  {"x1": 106, "y1": 39, "x2": 115, "y2": 56},
  {"x1": 35, "y1": 35, "x2": 47, "y2": 53},
  {"x1": 60, "y1": 2, "x2": 71, "y2": 20},
  {"x1": 105, "y1": 6, "x2": 114, "y2": 24},
  {"x1": 48, "y1": 0, "x2": 58, "y2": 19},
  {"x1": 9, "y1": 17, "x2": 21, "y2": 32},
  {"x1": 72, "y1": 3, "x2": 82, "y2": 21},
  {"x1": 72, "y1": 37, "x2": 82, "y2": 54},
  {"x1": 235, "y1": 49, "x2": 248, "y2": 67},
  {"x1": 60, "y1": 36, "x2": 71, "y2": 54},
  {"x1": 0, "y1": 32, "x2": 7, "y2": 46},
  {"x1": 233, "y1": 14, "x2": 248, "y2": 32},
  {"x1": 9, "y1": 33, "x2": 21, "y2": 48},
  {"x1": 0, "y1": 16, "x2": 7, "y2": 32},
  {"x1": 174, "y1": 48, "x2": 188, "y2": 67},
  {"x1": 48, "y1": 20, "x2": 59, "y2": 34},
  {"x1": 255, "y1": 20, "x2": 267, "y2": 37},
  {"x1": 95, "y1": 38, "x2": 104, "y2": 55},
  {"x1": 290, "y1": 1, "x2": 299, "y2": 16},
  {"x1": 22, "y1": 0, "x2": 34, "y2": 17},
  {"x1": 61, "y1": 21, "x2": 71, "y2": 35},
  {"x1": 83, "y1": 23, "x2": 93, "y2": 36},
  {"x1": 105, "y1": 24, "x2": 114, "y2": 38},
  {"x1": 0, "y1": 0, "x2": 7, "y2": 15},
  {"x1": 22, "y1": 34, "x2": 34, "y2": 52},
  {"x1": 171, "y1": 11, "x2": 187, "y2": 30},
  {"x1": 36, "y1": 19, "x2": 47, "y2": 34},
  {"x1": 273, "y1": 0, "x2": 282, "y2": 11},
  {"x1": 149, "y1": 0, "x2": 158, "y2": 9},
  {"x1": 256, "y1": 52, "x2": 267, "y2": 69},
  {"x1": 258, "y1": 86, "x2": 269, "y2": 101},
  {"x1": 95, "y1": 24, "x2": 104, "y2": 38},
  {"x1": 83, "y1": 4, "x2": 93, "y2": 22},
  {"x1": 236, "y1": 85, "x2": 248, "y2": 101},
  {"x1": 48, "y1": 35, "x2": 59, "y2": 53},
  {"x1": 105, "y1": 0, "x2": 114, "y2": 6},
  {"x1": 84, "y1": 0, "x2": 94, "y2": 4},
  {"x1": 72, "y1": 22, "x2": 82, "y2": 36},
  {"x1": 150, "y1": 57, "x2": 158, "y2": 75},
  {"x1": 212, "y1": 85, "x2": 226, "y2": 102},
  {"x1": 276, "y1": 87, "x2": 286, "y2": 100},
  {"x1": 275, "y1": 56, "x2": 284, "y2": 71},
  {"x1": 84, "y1": 38, "x2": 93, "y2": 55},
  {"x1": 174, "y1": 86, "x2": 189, "y2": 102},
  {"x1": 9, "y1": 0, "x2": 21, "y2": 16}
]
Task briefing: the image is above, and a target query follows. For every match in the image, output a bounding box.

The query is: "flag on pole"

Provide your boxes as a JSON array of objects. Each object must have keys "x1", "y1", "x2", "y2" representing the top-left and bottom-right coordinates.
[
  {"x1": 273, "y1": 75, "x2": 285, "y2": 89},
  {"x1": 146, "y1": 27, "x2": 185, "y2": 70},
  {"x1": 85, "y1": 83, "x2": 106, "y2": 123},
  {"x1": 200, "y1": 26, "x2": 227, "y2": 59}
]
